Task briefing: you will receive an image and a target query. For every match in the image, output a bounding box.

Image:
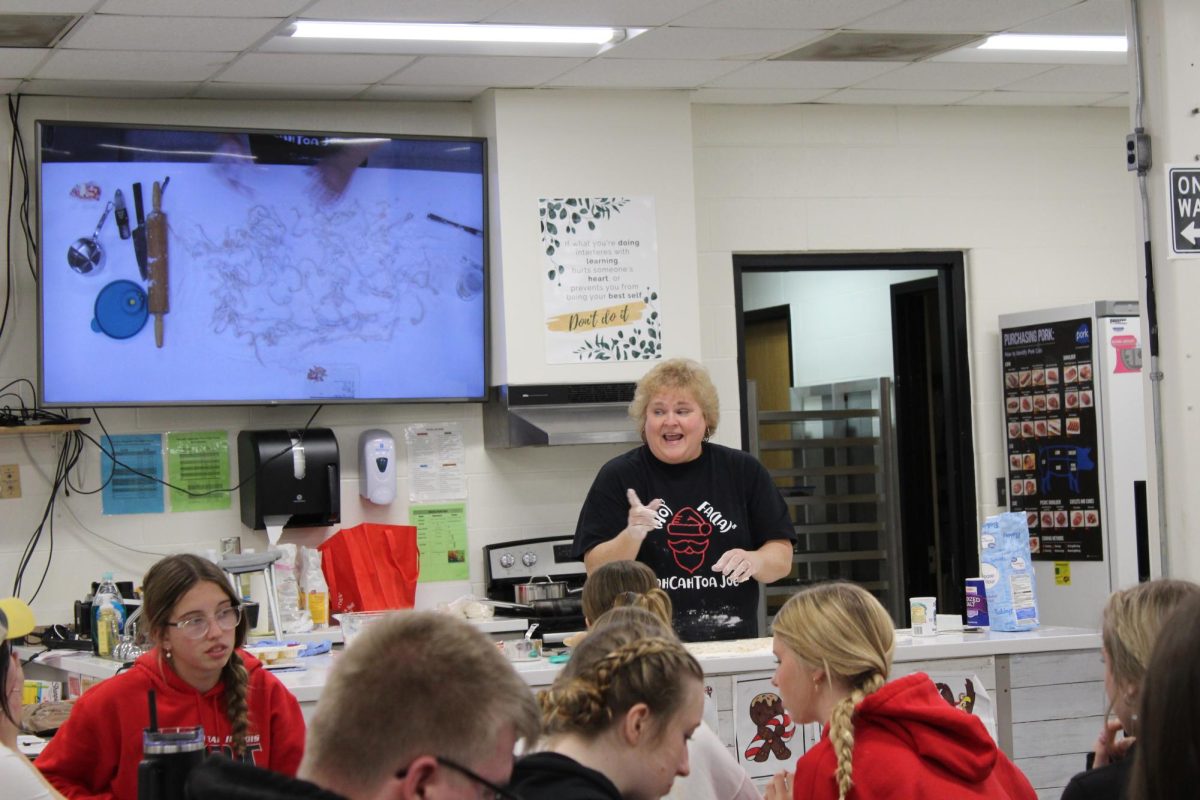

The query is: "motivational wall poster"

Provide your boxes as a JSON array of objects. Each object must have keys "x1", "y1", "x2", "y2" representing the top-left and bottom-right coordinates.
[{"x1": 539, "y1": 196, "x2": 662, "y2": 363}]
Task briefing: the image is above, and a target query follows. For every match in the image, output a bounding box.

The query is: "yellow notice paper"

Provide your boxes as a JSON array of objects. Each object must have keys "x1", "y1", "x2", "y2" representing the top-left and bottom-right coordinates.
[
  {"x1": 1054, "y1": 562, "x2": 1071, "y2": 586},
  {"x1": 410, "y1": 503, "x2": 469, "y2": 582}
]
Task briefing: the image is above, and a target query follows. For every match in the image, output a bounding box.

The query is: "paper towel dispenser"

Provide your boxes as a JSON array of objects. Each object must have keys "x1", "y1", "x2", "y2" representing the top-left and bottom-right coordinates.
[{"x1": 237, "y1": 428, "x2": 341, "y2": 530}]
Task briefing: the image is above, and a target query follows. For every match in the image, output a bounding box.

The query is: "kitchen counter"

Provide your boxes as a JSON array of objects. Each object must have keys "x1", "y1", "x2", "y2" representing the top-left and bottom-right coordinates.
[{"x1": 20, "y1": 625, "x2": 1100, "y2": 796}]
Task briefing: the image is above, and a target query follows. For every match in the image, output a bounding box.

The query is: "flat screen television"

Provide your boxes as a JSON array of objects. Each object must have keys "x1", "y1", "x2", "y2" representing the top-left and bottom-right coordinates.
[{"x1": 37, "y1": 121, "x2": 487, "y2": 406}]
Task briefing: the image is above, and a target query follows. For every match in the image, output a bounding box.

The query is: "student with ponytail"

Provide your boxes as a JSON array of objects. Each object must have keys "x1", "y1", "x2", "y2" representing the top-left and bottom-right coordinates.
[
  {"x1": 765, "y1": 582, "x2": 1035, "y2": 800},
  {"x1": 37, "y1": 554, "x2": 305, "y2": 800},
  {"x1": 511, "y1": 607, "x2": 707, "y2": 799}
]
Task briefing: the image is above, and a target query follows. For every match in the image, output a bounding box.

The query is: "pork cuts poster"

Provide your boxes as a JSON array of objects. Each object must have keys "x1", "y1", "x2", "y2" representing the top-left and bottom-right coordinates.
[{"x1": 1001, "y1": 318, "x2": 1103, "y2": 560}]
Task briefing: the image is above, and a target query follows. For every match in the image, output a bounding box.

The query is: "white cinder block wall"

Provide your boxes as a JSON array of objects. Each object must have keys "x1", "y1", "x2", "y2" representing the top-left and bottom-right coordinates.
[
  {"x1": 691, "y1": 103, "x2": 1138, "y2": 529},
  {"x1": 0, "y1": 94, "x2": 1143, "y2": 626}
]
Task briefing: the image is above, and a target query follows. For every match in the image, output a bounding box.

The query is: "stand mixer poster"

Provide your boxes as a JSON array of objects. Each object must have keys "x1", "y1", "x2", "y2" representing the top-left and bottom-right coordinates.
[
  {"x1": 539, "y1": 196, "x2": 662, "y2": 364},
  {"x1": 1001, "y1": 318, "x2": 1103, "y2": 560}
]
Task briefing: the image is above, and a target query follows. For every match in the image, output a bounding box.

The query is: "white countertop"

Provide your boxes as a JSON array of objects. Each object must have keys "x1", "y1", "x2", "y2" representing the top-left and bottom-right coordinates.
[
  {"x1": 503, "y1": 625, "x2": 1102, "y2": 687},
  {"x1": 20, "y1": 625, "x2": 1101, "y2": 698}
]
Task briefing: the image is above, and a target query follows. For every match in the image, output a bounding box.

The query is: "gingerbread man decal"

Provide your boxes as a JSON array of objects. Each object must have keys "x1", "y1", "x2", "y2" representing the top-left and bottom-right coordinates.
[
  {"x1": 665, "y1": 506, "x2": 713, "y2": 574},
  {"x1": 744, "y1": 692, "x2": 795, "y2": 762},
  {"x1": 935, "y1": 678, "x2": 977, "y2": 714}
]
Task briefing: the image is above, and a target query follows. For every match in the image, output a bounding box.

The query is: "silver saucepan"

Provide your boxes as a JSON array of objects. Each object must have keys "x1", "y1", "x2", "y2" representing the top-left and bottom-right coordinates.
[{"x1": 514, "y1": 575, "x2": 569, "y2": 605}]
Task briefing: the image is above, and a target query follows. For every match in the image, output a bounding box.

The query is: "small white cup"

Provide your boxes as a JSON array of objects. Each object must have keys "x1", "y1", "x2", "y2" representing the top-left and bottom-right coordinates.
[{"x1": 910, "y1": 596, "x2": 937, "y2": 637}]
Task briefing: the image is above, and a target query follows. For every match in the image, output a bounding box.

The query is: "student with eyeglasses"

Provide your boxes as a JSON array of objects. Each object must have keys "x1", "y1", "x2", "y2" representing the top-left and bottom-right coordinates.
[
  {"x1": 36, "y1": 554, "x2": 305, "y2": 800},
  {"x1": 187, "y1": 611, "x2": 540, "y2": 800}
]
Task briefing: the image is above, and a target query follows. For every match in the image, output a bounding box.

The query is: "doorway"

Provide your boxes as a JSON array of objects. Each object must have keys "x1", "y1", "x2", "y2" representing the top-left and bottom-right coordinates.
[{"x1": 734, "y1": 252, "x2": 977, "y2": 618}]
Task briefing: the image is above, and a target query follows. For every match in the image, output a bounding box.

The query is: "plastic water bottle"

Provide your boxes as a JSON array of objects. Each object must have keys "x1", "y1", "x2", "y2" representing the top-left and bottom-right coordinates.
[{"x1": 92, "y1": 572, "x2": 127, "y2": 659}]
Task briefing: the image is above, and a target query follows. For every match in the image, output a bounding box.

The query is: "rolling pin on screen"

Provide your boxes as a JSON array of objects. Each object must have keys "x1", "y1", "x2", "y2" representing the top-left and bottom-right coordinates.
[{"x1": 37, "y1": 121, "x2": 487, "y2": 406}]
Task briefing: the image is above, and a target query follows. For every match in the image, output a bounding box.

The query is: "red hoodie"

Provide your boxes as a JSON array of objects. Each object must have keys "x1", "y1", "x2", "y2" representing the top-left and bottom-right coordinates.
[
  {"x1": 36, "y1": 648, "x2": 305, "y2": 800},
  {"x1": 792, "y1": 672, "x2": 1036, "y2": 800}
]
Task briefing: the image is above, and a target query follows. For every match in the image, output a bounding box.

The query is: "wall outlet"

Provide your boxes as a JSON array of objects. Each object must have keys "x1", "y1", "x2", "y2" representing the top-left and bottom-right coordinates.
[{"x1": 0, "y1": 464, "x2": 20, "y2": 499}]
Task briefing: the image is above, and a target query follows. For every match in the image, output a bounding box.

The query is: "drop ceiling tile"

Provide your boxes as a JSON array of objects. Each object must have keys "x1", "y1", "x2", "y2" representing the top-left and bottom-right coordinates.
[
  {"x1": 300, "y1": 0, "x2": 511, "y2": 22},
  {"x1": 671, "y1": 0, "x2": 906, "y2": 30},
  {"x1": 0, "y1": 79, "x2": 20, "y2": 94},
  {"x1": 546, "y1": 58, "x2": 744, "y2": 88},
  {"x1": 603, "y1": 26, "x2": 824, "y2": 61},
  {"x1": 216, "y1": 52, "x2": 416, "y2": 84},
  {"x1": 0, "y1": 48, "x2": 49, "y2": 77},
  {"x1": 707, "y1": 60, "x2": 901, "y2": 90},
  {"x1": 64, "y1": 15, "x2": 282, "y2": 51},
  {"x1": 818, "y1": 88, "x2": 981, "y2": 105},
  {"x1": 690, "y1": 87, "x2": 835, "y2": 104},
  {"x1": 383, "y1": 55, "x2": 583, "y2": 87},
  {"x1": 2, "y1": 1, "x2": 94, "y2": 11},
  {"x1": 20, "y1": 79, "x2": 201, "y2": 98},
  {"x1": 95, "y1": 0, "x2": 307, "y2": 15},
  {"x1": 1092, "y1": 93, "x2": 1130, "y2": 108},
  {"x1": 958, "y1": 90, "x2": 1125, "y2": 106},
  {"x1": 855, "y1": 62, "x2": 1055, "y2": 91},
  {"x1": 360, "y1": 84, "x2": 485, "y2": 101},
  {"x1": 36, "y1": 49, "x2": 230, "y2": 82},
  {"x1": 1000, "y1": 64, "x2": 1129, "y2": 93},
  {"x1": 484, "y1": 0, "x2": 713, "y2": 27},
  {"x1": 850, "y1": 0, "x2": 1081, "y2": 34},
  {"x1": 1011, "y1": 0, "x2": 1127, "y2": 35},
  {"x1": 193, "y1": 82, "x2": 368, "y2": 100}
]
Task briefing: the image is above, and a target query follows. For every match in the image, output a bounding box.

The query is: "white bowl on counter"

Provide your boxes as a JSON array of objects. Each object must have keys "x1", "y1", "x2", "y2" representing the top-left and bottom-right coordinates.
[{"x1": 333, "y1": 610, "x2": 406, "y2": 647}]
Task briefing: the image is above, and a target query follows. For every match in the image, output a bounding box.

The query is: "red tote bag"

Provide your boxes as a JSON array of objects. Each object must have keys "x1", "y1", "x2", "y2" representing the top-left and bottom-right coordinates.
[{"x1": 319, "y1": 523, "x2": 420, "y2": 613}]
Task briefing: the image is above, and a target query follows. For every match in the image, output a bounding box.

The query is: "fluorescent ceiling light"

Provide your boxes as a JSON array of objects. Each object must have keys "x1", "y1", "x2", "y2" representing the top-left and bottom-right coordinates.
[
  {"x1": 289, "y1": 21, "x2": 622, "y2": 46},
  {"x1": 978, "y1": 34, "x2": 1127, "y2": 53}
]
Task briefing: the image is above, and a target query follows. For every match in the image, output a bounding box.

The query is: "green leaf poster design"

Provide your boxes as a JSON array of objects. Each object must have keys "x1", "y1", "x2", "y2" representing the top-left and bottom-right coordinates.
[{"x1": 539, "y1": 196, "x2": 662, "y2": 364}]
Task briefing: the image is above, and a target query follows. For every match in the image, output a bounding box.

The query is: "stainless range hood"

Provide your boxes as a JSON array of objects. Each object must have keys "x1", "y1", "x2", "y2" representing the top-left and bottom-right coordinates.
[{"x1": 483, "y1": 383, "x2": 640, "y2": 447}]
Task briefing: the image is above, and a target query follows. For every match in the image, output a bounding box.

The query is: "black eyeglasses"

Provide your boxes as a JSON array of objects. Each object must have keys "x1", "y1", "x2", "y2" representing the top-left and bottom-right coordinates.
[{"x1": 396, "y1": 756, "x2": 523, "y2": 800}]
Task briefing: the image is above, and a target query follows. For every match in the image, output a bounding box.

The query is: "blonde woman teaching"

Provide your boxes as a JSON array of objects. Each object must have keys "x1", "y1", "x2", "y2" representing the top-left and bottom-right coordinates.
[
  {"x1": 765, "y1": 582, "x2": 1035, "y2": 800},
  {"x1": 572, "y1": 358, "x2": 794, "y2": 642}
]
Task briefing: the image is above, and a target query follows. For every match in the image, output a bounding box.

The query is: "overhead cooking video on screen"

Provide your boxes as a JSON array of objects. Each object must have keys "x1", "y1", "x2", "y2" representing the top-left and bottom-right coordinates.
[
  {"x1": 1001, "y1": 318, "x2": 1103, "y2": 561},
  {"x1": 39, "y1": 123, "x2": 486, "y2": 405}
]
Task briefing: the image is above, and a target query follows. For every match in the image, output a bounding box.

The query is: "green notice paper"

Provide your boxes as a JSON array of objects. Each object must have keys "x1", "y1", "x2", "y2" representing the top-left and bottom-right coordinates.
[
  {"x1": 166, "y1": 431, "x2": 231, "y2": 512},
  {"x1": 410, "y1": 503, "x2": 469, "y2": 582}
]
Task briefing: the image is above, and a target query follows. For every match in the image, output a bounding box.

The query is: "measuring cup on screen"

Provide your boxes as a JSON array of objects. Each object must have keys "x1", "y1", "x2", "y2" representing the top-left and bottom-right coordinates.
[{"x1": 67, "y1": 201, "x2": 114, "y2": 276}]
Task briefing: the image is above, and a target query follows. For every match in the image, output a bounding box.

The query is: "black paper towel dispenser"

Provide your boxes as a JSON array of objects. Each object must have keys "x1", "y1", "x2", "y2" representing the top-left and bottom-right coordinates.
[{"x1": 237, "y1": 428, "x2": 341, "y2": 530}]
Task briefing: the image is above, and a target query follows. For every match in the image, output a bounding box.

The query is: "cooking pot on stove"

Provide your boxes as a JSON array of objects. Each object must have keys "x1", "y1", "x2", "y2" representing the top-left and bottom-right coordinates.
[{"x1": 514, "y1": 576, "x2": 568, "y2": 605}]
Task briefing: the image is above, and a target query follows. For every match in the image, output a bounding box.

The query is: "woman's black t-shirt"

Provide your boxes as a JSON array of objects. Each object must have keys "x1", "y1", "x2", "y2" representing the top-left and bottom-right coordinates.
[{"x1": 572, "y1": 443, "x2": 794, "y2": 641}]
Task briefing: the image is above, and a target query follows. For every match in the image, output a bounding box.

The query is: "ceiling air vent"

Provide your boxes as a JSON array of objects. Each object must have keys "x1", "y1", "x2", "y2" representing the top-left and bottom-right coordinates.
[
  {"x1": 0, "y1": 14, "x2": 78, "y2": 48},
  {"x1": 772, "y1": 31, "x2": 986, "y2": 62}
]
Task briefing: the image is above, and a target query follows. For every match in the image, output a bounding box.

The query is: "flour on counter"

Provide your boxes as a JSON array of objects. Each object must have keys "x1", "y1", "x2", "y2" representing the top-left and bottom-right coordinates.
[{"x1": 685, "y1": 637, "x2": 773, "y2": 656}]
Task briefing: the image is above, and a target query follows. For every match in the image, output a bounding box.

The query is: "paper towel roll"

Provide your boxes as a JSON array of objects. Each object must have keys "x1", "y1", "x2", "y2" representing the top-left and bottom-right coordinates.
[{"x1": 264, "y1": 514, "x2": 291, "y2": 546}]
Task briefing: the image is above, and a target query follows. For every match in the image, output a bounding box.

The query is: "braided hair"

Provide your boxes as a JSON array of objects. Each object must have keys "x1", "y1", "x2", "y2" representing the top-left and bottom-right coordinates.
[
  {"x1": 540, "y1": 607, "x2": 702, "y2": 741},
  {"x1": 772, "y1": 582, "x2": 895, "y2": 800},
  {"x1": 142, "y1": 554, "x2": 252, "y2": 757}
]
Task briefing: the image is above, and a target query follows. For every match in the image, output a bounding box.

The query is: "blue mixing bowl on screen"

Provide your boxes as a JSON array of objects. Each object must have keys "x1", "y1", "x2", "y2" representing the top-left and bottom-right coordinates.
[{"x1": 92, "y1": 279, "x2": 149, "y2": 339}]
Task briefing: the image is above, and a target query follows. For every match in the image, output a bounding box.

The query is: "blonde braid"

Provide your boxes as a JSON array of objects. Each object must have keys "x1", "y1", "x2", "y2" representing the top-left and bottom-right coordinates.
[
  {"x1": 223, "y1": 655, "x2": 251, "y2": 758},
  {"x1": 540, "y1": 637, "x2": 694, "y2": 736},
  {"x1": 828, "y1": 673, "x2": 886, "y2": 800}
]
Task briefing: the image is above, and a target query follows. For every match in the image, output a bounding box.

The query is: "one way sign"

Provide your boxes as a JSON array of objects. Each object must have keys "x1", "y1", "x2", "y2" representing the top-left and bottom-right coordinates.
[{"x1": 1169, "y1": 165, "x2": 1200, "y2": 257}]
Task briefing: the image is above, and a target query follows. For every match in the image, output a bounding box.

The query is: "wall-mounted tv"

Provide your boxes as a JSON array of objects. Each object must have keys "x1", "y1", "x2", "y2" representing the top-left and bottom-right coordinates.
[{"x1": 37, "y1": 121, "x2": 487, "y2": 406}]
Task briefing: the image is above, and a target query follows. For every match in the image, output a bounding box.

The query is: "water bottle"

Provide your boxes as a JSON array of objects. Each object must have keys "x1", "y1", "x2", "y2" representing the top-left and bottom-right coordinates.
[{"x1": 92, "y1": 572, "x2": 127, "y2": 659}]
